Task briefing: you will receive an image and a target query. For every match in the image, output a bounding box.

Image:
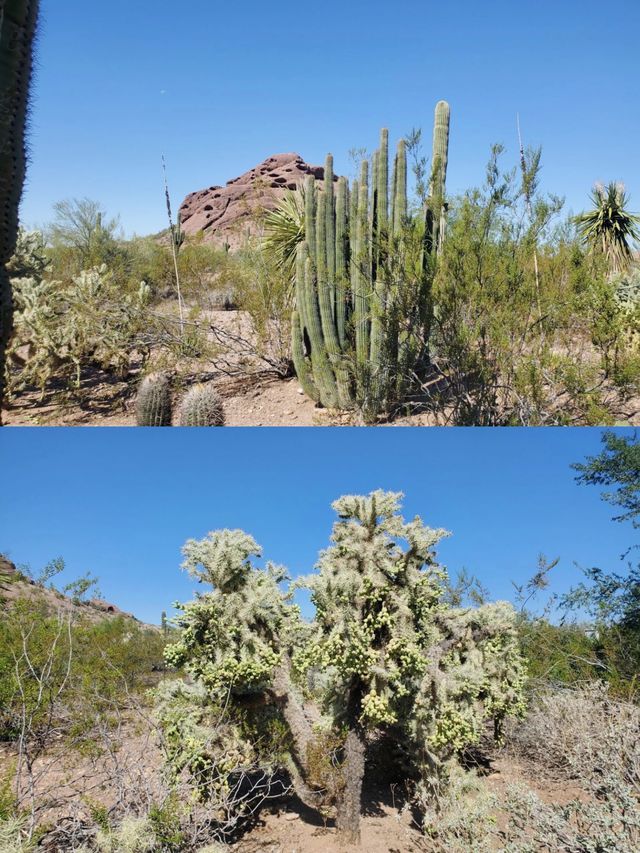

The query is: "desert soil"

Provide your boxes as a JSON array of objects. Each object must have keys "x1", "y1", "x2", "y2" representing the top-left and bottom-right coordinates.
[{"x1": 5, "y1": 308, "x2": 639, "y2": 428}]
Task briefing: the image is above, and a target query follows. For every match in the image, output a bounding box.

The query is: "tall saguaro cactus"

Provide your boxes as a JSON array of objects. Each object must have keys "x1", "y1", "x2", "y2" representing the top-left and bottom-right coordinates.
[
  {"x1": 0, "y1": 0, "x2": 39, "y2": 422},
  {"x1": 289, "y1": 101, "x2": 451, "y2": 419},
  {"x1": 426, "y1": 100, "x2": 451, "y2": 257}
]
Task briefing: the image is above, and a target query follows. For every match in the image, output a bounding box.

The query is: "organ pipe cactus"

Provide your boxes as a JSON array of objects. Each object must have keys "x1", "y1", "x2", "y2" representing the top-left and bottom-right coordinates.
[
  {"x1": 0, "y1": 0, "x2": 39, "y2": 422},
  {"x1": 290, "y1": 101, "x2": 451, "y2": 418}
]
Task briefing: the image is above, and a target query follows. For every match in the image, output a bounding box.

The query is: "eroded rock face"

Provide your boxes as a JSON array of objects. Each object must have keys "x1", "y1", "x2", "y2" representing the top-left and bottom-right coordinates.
[{"x1": 179, "y1": 153, "x2": 334, "y2": 249}]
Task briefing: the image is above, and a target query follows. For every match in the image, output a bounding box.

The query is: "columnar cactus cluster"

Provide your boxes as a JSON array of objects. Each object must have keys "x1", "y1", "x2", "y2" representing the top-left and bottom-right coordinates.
[
  {"x1": 291, "y1": 101, "x2": 450, "y2": 417},
  {"x1": 0, "y1": 1, "x2": 40, "y2": 420}
]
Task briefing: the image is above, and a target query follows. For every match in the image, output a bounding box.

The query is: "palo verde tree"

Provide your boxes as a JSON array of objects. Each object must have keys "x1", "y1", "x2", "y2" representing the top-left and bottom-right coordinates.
[
  {"x1": 0, "y1": 0, "x2": 40, "y2": 421},
  {"x1": 165, "y1": 492, "x2": 525, "y2": 846}
]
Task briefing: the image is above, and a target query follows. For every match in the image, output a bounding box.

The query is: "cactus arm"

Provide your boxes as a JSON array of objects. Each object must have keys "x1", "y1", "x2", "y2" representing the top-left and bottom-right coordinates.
[
  {"x1": 324, "y1": 154, "x2": 336, "y2": 315},
  {"x1": 335, "y1": 176, "x2": 348, "y2": 349},
  {"x1": 291, "y1": 308, "x2": 319, "y2": 403},
  {"x1": 428, "y1": 100, "x2": 450, "y2": 256},
  {"x1": 354, "y1": 160, "x2": 370, "y2": 372},
  {"x1": 393, "y1": 139, "x2": 407, "y2": 236},
  {"x1": 316, "y1": 191, "x2": 351, "y2": 408}
]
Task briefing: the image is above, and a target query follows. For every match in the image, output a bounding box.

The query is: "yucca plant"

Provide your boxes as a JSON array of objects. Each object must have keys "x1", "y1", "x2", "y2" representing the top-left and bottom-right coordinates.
[
  {"x1": 575, "y1": 183, "x2": 640, "y2": 275},
  {"x1": 262, "y1": 185, "x2": 306, "y2": 280}
]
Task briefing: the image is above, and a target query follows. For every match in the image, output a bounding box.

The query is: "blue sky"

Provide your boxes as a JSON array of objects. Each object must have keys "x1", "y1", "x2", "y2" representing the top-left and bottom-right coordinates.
[
  {"x1": 20, "y1": 0, "x2": 640, "y2": 237},
  {"x1": 0, "y1": 428, "x2": 636, "y2": 624}
]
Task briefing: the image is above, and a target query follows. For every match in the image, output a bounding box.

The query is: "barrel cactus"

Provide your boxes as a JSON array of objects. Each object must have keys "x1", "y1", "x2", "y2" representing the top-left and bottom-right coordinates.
[
  {"x1": 0, "y1": 1, "x2": 40, "y2": 422},
  {"x1": 288, "y1": 101, "x2": 451, "y2": 419},
  {"x1": 178, "y1": 384, "x2": 225, "y2": 426},
  {"x1": 135, "y1": 373, "x2": 172, "y2": 426}
]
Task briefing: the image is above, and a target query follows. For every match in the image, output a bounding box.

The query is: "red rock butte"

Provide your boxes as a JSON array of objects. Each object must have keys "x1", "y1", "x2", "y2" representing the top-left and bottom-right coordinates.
[{"x1": 179, "y1": 153, "x2": 337, "y2": 249}]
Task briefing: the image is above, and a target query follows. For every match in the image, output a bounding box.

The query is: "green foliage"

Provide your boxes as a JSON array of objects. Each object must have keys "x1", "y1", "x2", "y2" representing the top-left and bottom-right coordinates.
[
  {"x1": 574, "y1": 182, "x2": 640, "y2": 275},
  {"x1": 573, "y1": 429, "x2": 640, "y2": 526},
  {"x1": 136, "y1": 373, "x2": 172, "y2": 427},
  {"x1": 48, "y1": 198, "x2": 123, "y2": 270},
  {"x1": 431, "y1": 148, "x2": 639, "y2": 425},
  {"x1": 0, "y1": 599, "x2": 167, "y2": 742},
  {"x1": 178, "y1": 384, "x2": 225, "y2": 427},
  {"x1": 62, "y1": 571, "x2": 101, "y2": 603}
]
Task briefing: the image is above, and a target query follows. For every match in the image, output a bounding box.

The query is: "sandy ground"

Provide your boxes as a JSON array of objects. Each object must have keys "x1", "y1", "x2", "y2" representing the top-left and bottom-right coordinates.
[{"x1": 4, "y1": 308, "x2": 639, "y2": 428}]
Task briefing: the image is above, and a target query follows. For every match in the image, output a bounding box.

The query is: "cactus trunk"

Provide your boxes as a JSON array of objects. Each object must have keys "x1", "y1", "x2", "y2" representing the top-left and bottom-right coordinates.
[{"x1": 0, "y1": 0, "x2": 39, "y2": 422}]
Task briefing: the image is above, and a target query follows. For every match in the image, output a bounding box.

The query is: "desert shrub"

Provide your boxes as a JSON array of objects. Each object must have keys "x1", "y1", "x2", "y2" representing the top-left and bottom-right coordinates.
[
  {"x1": 430, "y1": 148, "x2": 639, "y2": 425},
  {"x1": 497, "y1": 684, "x2": 640, "y2": 851},
  {"x1": 207, "y1": 247, "x2": 293, "y2": 378},
  {"x1": 7, "y1": 237, "x2": 151, "y2": 393}
]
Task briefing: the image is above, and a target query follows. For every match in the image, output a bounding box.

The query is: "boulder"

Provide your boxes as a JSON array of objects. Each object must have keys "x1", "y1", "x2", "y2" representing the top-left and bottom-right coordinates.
[{"x1": 179, "y1": 153, "x2": 336, "y2": 250}]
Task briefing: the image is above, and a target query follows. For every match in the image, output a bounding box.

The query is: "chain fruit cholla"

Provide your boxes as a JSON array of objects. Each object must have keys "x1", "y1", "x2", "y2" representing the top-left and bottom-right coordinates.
[{"x1": 164, "y1": 491, "x2": 524, "y2": 846}]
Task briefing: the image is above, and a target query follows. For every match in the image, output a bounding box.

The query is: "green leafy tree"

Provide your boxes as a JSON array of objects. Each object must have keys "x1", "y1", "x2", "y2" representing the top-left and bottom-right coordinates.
[
  {"x1": 574, "y1": 183, "x2": 640, "y2": 275},
  {"x1": 165, "y1": 492, "x2": 525, "y2": 845},
  {"x1": 48, "y1": 198, "x2": 121, "y2": 269},
  {"x1": 562, "y1": 431, "x2": 640, "y2": 693}
]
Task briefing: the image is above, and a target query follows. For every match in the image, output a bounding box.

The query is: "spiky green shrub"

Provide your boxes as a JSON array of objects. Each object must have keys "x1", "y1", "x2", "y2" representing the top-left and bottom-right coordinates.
[
  {"x1": 166, "y1": 491, "x2": 525, "y2": 844},
  {"x1": 178, "y1": 384, "x2": 225, "y2": 427},
  {"x1": 265, "y1": 102, "x2": 451, "y2": 420},
  {"x1": 135, "y1": 373, "x2": 172, "y2": 426},
  {"x1": 7, "y1": 245, "x2": 151, "y2": 394},
  {"x1": 575, "y1": 182, "x2": 640, "y2": 276},
  {"x1": 0, "y1": 1, "x2": 40, "y2": 421}
]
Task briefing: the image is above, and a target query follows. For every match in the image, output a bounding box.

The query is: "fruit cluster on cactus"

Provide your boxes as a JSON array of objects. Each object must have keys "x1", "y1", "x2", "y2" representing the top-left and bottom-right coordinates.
[
  {"x1": 291, "y1": 101, "x2": 450, "y2": 418},
  {"x1": 135, "y1": 375, "x2": 225, "y2": 427},
  {"x1": 0, "y1": 1, "x2": 40, "y2": 419}
]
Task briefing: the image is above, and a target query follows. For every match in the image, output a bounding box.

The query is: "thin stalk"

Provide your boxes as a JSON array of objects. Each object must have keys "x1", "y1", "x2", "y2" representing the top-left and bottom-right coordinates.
[{"x1": 162, "y1": 155, "x2": 185, "y2": 338}]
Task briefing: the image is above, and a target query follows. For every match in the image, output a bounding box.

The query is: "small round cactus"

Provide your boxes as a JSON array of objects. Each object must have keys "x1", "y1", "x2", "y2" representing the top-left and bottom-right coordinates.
[
  {"x1": 179, "y1": 384, "x2": 225, "y2": 427},
  {"x1": 136, "y1": 373, "x2": 172, "y2": 426}
]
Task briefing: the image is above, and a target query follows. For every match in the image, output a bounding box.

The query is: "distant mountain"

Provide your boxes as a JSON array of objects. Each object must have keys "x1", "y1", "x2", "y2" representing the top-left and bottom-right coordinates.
[
  {"x1": 0, "y1": 555, "x2": 151, "y2": 627},
  {"x1": 179, "y1": 152, "x2": 337, "y2": 250}
]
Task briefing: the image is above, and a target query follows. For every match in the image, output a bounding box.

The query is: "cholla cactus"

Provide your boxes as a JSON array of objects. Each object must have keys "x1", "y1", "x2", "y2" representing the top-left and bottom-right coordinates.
[
  {"x1": 167, "y1": 492, "x2": 525, "y2": 846},
  {"x1": 8, "y1": 251, "x2": 151, "y2": 394},
  {"x1": 178, "y1": 384, "x2": 225, "y2": 427},
  {"x1": 135, "y1": 373, "x2": 172, "y2": 426},
  {"x1": 298, "y1": 491, "x2": 524, "y2": 841},
  {"x1": 164, "y1": 530, "x2": 298, "y2": 692}
]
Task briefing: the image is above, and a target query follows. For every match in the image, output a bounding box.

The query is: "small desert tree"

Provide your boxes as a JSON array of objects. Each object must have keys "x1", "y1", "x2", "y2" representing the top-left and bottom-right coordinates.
[{"x1": 165, "y1": 493, "x2": 525, "y2": 846}]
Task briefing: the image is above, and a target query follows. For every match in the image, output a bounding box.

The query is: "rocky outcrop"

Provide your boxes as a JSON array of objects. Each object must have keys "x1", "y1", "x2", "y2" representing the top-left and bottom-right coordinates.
[{"x1": 179, "y1": 153, "x2": 336, "y2": 249}]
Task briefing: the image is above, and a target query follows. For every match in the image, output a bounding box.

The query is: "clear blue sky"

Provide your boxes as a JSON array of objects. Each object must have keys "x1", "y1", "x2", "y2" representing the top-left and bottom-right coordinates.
[
  {"x1": 0, "y1": 428, "x2": 636, "y2": 625},
  {"x1": 20, "y1": 0, "x2": 640, "y2": 237}
]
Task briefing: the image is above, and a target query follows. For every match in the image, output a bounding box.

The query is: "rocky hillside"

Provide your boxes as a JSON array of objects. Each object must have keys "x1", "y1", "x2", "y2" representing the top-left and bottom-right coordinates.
[
  {"x1": 179, "y1": 152, "x2": 337, "y2": 249},
  {"x1": 0, "y1": 556, "x2": 145, "y2": 625}
]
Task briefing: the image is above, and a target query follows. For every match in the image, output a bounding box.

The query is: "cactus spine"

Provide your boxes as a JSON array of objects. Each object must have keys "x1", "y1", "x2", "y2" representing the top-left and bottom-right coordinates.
[
  {"x1": 0, "y1": 1, "x2": 39, "y2": 421},
  {"x1": 136, "y1": 373, "x2": 172, "y2": 426},
  {"x1": 290, "y1": 101, "x2": 450, "y2": 417},
  {"x1": 178, "y1": 384, "x2": 225, "y2": 427}
]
